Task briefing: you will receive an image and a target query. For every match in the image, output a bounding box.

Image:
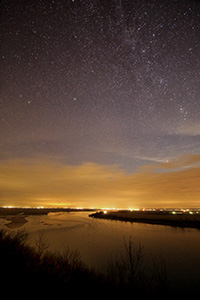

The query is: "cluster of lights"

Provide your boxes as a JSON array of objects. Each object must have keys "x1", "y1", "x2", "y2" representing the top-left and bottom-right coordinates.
[
  {"x1": 101, "y1": 208, "x2": 200, "y2": 214},
  {"x1": 2, "y1": 206, "x2": 200, "y2": 214},
  {"x1": 171, "y1": 210, "x2": 199, "y2": 215}
]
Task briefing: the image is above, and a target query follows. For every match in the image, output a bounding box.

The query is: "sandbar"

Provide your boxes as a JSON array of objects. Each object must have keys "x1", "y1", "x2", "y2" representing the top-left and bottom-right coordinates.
[
  {"x1": 5, "y1": 215, "x2": 28, "y2": 229},
  {"x1": 0, "y1": 207, "x2": 95, "y2": 229}
]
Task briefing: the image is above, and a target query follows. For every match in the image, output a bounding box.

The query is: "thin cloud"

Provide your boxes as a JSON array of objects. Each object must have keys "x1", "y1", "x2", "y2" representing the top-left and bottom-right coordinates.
[{"x1": 0, "y1": 154, "x2": 200, "y2": 208}]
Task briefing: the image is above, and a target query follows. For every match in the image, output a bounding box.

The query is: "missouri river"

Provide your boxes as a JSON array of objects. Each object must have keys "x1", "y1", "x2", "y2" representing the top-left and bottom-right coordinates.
[{"x1": 1, "y1": 211, "x2": 200, "y2": 291}]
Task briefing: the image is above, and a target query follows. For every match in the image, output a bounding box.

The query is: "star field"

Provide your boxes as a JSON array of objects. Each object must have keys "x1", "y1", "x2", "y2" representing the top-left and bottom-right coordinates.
[{"x1": 0, "y1": 0, "x2": 200, "y2": 207}]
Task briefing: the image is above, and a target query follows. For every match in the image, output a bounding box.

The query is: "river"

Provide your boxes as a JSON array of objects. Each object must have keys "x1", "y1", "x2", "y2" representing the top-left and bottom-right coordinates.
[{"x1": 2, "y1": 211, "x2": 200, "y2": 292}]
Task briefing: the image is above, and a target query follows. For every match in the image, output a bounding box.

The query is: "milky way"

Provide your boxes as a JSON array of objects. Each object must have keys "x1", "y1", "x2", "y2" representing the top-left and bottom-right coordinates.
[{"x1": 1, "y1": 0, "x2": 200, "y2": 173}]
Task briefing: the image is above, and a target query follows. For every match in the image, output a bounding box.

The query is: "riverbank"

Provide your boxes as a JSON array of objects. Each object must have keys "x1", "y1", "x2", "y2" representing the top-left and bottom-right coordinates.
[{"x1": 89, "y1": 210, "x2": 200, "y2": 229}]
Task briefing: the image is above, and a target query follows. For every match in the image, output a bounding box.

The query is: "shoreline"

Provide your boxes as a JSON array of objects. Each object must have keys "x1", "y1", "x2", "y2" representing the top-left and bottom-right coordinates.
[{"x1": 89, "y1": 211, "x2": 200, "y2": 229}]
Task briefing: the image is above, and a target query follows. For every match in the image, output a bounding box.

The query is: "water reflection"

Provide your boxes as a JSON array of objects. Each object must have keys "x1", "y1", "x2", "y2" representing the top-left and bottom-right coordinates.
[{"x1": 4, "y1": 211, "x2": 200, "y2": 290}]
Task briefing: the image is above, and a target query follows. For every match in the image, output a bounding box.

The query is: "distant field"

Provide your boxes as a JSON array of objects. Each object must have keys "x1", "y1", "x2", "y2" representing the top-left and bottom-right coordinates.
[{"x1": 0, "y1": 207, "x2": 94, "y2": 216}]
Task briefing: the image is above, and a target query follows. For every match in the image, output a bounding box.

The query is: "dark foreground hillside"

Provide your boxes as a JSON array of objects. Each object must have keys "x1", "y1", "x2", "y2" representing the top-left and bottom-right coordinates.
[
  {"x1": 0, "y1": 230, "x2": 111, "y2": 297},
  {"x1": 0, "y1": 229, "x2": 198, "y2": 297}
]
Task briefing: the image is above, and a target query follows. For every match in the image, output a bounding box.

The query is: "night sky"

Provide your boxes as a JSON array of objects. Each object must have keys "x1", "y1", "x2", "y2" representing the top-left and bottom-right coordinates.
[{"x1": 1, "y1": 0, "x2": 200, "y2": 208}]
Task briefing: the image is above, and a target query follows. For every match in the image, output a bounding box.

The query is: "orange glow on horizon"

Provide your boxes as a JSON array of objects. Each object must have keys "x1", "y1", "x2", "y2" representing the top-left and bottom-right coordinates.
[{"x1": 0, "y1": 153, "x2": 200, "y2": 209}]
